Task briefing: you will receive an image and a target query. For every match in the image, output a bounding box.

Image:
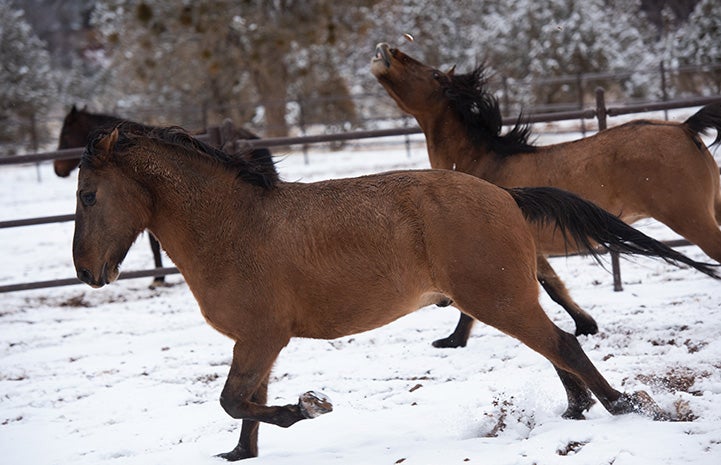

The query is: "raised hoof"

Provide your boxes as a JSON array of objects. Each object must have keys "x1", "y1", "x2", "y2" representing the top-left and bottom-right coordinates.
[
  {"x1": 299, "y1": 391, "x2": 333, "y2": 419},
  {"x1": 216, "y1": 445, "x2": 254, "y2": 462},
  {"x1": 610, "y1": 391, "x2": 669, "y2": 421},
  {"x1": 574, "y1": 319, "x2": 599, "y2": 336},
  {"x1": 431, "y1": 335, "x2": 467, "y2": 349}
]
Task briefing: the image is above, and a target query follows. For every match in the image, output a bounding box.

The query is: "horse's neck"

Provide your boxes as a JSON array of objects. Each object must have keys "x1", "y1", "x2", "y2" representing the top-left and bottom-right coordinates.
[
  {"x1": 420, "y1": 111, "x2": 559, "y2": 185},
  {"x1": 420, "y1": 114, "x2": 494, "y2": 174},
  {"x1": 135, "y1": 154, "x2": 252, "y2": 269}
]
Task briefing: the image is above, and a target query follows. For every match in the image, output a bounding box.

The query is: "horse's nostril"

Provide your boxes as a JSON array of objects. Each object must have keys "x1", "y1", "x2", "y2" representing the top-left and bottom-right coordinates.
[{"x1": 77, "y1": 268, "x2": 94, "y2": 285}]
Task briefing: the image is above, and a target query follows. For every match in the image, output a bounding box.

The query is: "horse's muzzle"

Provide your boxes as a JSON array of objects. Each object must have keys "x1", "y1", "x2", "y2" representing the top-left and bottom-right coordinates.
[
  {"x1": 373, "y1": 43, "x2": 392, "y2": 68},
  {"x1": 76, "y1": 262, "x2": 110, "y2": 288}
]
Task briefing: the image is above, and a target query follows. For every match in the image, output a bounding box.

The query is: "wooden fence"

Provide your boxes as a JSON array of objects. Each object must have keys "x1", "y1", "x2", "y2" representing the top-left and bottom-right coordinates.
[{"x1": 1, "y1": 89, "x2": 720, "y2": 293}]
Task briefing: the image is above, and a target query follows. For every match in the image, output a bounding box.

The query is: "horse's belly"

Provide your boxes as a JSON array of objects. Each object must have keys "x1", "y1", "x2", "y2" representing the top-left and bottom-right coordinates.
[{"x1": 294, "y1": 294, "x2": 436, "y2": 340}]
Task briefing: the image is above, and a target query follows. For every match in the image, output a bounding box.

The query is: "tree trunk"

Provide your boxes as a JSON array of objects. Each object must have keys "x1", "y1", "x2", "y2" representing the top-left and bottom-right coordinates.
[{"x1": 252, "y1": 56, "x2": 289, "y2": 138}]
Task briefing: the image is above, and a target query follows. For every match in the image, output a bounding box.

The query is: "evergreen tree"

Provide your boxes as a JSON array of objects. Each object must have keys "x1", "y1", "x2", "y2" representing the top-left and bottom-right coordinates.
[
  {"x1": 474, "y1": 0, "x2": 655, "y2": 107},
  {"x1": 0, "y1": 0, "x2": 57, "y2": 151},
  {"x1": 672, "y1": 0, "x2": 721, "y2": 93}
]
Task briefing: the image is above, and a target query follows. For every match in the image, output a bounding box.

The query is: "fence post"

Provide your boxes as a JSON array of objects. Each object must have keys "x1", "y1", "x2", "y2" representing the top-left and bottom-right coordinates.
[
  {"x1": 206, "y1": 125, "x2": 221, "y2": 147},
  {"x1": 298, "y1": 100, "x2": 309, "y2": 164},
  {"x1": 660, "y1": 61, "x2": 669, "y2": 120},
  {"x1": 595, "y1": 88, "x2": 624, "y2": 292},
  {"x1": 403, "y1": 117, "x2": 412, "y2": 159},
  {"x1": 29, "y1": 112, "x2": 42, "y2": 182},
  {"x1": 501, "y1": 76, "x2": 510, "y2": 116},
  {"x1": 577, "y1": 73, "x2": 586, "y2": 136}
]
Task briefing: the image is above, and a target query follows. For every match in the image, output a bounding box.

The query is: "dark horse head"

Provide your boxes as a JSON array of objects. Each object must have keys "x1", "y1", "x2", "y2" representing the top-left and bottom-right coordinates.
[
  {"x1": 371, "y1": 42, "x2": 536, "y2": 157},
  {"x1": 55, "y1": 105, "x2": 123, "y2": 177}
]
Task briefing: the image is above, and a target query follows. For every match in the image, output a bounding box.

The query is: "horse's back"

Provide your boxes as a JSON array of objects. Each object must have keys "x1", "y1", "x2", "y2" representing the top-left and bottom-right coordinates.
[{"x1": 496, "y1": 121, "x2": 717, "y2": 220}]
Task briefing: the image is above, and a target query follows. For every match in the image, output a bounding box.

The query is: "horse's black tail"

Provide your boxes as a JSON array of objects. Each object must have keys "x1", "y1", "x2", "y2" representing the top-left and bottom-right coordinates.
[
  {"x1": 684, "y1": 103, "x2": 721, "y2": 147},
  {"x1": 507, "y1": 186, "x2": 721, "y2": 279}
]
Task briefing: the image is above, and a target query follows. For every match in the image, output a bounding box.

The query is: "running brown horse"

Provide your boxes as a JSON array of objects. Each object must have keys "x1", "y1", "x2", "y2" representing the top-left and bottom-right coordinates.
[
  {"x1": 371, "y1": 42, "x2": 721, "y2": 348},
  {"x1": 73, "y1": 123, "x2": 720, "y2": 460},
  {"x1": 56, "y1": 106, "x2": 272, "y2": 287}
]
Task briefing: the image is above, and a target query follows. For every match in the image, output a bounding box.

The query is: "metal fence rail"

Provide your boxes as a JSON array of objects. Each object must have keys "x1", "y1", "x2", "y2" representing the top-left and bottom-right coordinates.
[{"x1": 1, "y1": 91, "x2": 719, "y2": 293}]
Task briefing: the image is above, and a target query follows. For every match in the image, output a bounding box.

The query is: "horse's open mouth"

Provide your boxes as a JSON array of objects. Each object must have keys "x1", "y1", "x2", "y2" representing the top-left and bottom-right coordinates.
[{"x1": 372, "y1": 43, "x2": 392, "y2": 69}]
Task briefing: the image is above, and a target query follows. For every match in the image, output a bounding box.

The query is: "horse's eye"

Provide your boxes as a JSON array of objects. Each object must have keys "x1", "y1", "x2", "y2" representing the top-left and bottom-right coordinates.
[
  {"x1": 80, "y1": 191, "x2": 96, "y2": 206},
  {"x1": 432, "y1": 71, "x2": 441, "y2": 80}
]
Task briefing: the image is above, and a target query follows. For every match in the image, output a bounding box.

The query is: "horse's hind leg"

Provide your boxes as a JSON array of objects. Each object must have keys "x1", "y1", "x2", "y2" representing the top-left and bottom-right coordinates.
[
  {"x1": 554, "y1": 367, "x2": 595, "y2": 419},
  {"x1": 537, "y1": 256, "x2": 598, "y2": 336},
  {"x1": 645, "y1": 165, "x2": 721, "y2": 264},
  {"x1": 432, "y1": 255, "x2": 599, "y2": 349},
  {"x1": 656, "y1": 207, "x2": 721, "y2": 264},
  {"x1": 547, "y1": 327, "x2": 668, "y2": 419},
  {"x1": 457, "y1": 293, "x2": 665, "y2": 419}
]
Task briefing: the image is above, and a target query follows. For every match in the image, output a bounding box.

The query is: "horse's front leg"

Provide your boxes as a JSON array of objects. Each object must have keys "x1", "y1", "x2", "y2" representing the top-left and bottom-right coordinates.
[
  {"x1": 217, "y1": 340, "x2": 333, "y2": 461},
  {"x1": 216, "y1": 376, "x2": 267, "y2": 461},
  {"x1": 148, "y1": 233, "x2": 165, "y2": 288}
]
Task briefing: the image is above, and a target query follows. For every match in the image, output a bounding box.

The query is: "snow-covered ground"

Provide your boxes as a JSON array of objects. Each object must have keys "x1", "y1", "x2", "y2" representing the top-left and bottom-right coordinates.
[{"x1": 2, "y1": 116, "x2": 721, "y2": 465}]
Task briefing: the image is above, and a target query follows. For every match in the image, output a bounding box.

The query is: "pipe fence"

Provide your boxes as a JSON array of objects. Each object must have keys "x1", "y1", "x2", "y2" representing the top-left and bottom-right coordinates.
[{"x1": 1, "y1": 90, "x2": 720, "y2": 293}]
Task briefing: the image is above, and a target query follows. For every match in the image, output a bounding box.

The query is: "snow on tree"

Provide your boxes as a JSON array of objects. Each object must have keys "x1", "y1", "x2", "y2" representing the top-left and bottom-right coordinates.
[
  {"x1": 470, "y1": 0, "x2": 656, "y2": 107},
  {"x1": 0, "y1": 0, "x2": 57, "y2": 151},
  {"x1": 89, "y1": 0, "x2": 380, "y2": 136},
  {"x1": 672, "y1": 0, "x2": 721, "y2": 93}
]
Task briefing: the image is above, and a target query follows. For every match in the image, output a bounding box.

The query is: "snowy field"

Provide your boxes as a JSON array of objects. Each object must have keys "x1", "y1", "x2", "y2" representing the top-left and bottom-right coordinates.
[{"x1": 2, "y1": 115, "x2": 721, "y2": 465}]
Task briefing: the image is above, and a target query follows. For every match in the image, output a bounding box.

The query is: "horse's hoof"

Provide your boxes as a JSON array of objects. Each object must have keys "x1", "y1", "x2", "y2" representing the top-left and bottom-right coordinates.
[
  {"x1": 574, "y1": 320, "x2": 599, "y2": 336},
  {"x1": 561, "y1": 408, "x2": 585, "y2": 420},
  {"x1": 432, "y1": 335, "x2": 466, "y2": 349},
  {"x1": 148, "y1": 278, "x2": 166, "y2": 289},
  {"x1": 610, "y1": 391, "x2": 669, "y2": 421},
  {"x1": 299, "y1": 391, "x2": 333, "y2": 419},
  {"x1": 561, "y1": 398, "x2": 596, "y2": 420},
  {"x1": 215, "y1": 445, "x2": 254, "y2": 461}
]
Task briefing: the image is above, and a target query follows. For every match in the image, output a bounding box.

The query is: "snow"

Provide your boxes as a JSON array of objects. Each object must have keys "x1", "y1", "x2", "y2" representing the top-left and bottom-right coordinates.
[{"x1": 2, "y1": 125, "x2": 721, "y2": 465}]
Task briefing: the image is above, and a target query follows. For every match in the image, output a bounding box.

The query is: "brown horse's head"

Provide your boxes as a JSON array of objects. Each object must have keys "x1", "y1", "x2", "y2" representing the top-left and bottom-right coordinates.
[
  {"x1": 73, "y1": 128, "x2": 152, "y2": 288},
  {"x1": 55, "y1": 106, "x2": 123, "y2": 177},
  {"x1": 370, "y1": 42, "x2": 456, "y2": 117},
  {"x1": 371, "y1": 43, "x2": 535, "y2": 156}
]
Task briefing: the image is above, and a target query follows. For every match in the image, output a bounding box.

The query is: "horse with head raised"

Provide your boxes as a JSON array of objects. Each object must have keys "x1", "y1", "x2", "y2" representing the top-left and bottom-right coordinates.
[
  {"x1": 73, "y1": 123, "x2": 720, "y2": 459},
  {"x1": 57, "y1": 106, "x2": 272, "y2": 288},
  {"x1": 371, "y1": 42, "x2": 721, "y2": 348}
]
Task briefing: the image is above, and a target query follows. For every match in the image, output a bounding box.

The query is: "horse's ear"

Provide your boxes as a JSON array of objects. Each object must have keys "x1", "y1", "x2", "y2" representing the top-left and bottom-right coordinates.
[
  {"x1": 93, "y1": 128, "x2": 119, "y2": 159},
  {"x1": 446, "y1": 65, "x2": 456, "y2": 77},
  {"x1": 70, "y1": 104, "x2": 78, "y2": 114}
]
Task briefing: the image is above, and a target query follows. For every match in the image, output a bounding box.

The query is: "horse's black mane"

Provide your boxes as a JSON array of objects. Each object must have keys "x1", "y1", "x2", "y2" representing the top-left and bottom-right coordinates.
[
  {"x1": 86, "y1": 122, "x2": 279, "y2": 189},
  {"x1": 441, "y1": 65, "x2": 537, "y2": 156}
]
